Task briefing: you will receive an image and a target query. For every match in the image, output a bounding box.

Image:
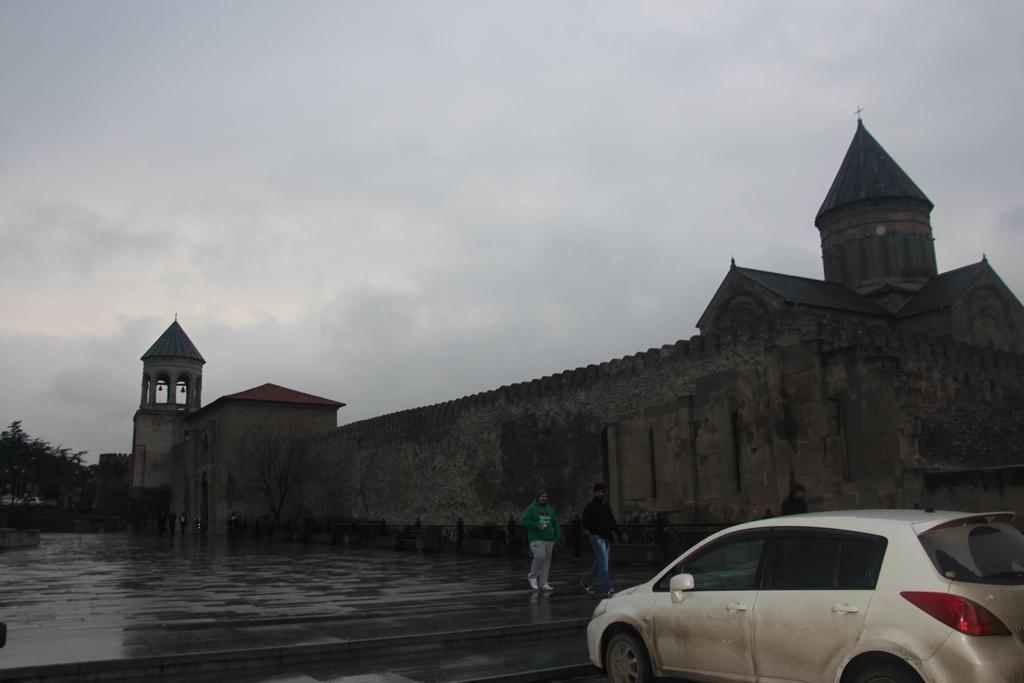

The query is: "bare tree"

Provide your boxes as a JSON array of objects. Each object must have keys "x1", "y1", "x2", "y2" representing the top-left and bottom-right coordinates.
[{"x1": 242, "y1": 425, "x2": 314, "y2": 524}]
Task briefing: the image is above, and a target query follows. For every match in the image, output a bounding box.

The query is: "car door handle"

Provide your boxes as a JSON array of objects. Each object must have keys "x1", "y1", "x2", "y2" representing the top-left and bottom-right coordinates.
[
  {"x1": 831, "y1": 603, "x2": 860, "y2": 614},
  {"x1": 726, "y1": 601, "x2": 748, "y2": 612}
]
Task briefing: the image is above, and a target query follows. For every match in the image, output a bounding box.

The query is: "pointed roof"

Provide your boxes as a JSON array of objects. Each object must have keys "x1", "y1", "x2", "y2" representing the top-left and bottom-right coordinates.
[
  {"x1": 816, "y1": 120, "x2": 932, "y2": 225},
  {"x1": 897, "y1": 259, "x2": 1024, "y2": 318},
  {"x1": 734, "y1": 267, "x2": 891, "y2": 315},
  {"x1": 697, "y1": 264, "x2": 890, "y2": 329},
  {"x1": 221, "y1": 383, "x2": 345, "y2": 407},
  {"x1": 141, "y1": 320, "x2": 205, "y2": 363}
]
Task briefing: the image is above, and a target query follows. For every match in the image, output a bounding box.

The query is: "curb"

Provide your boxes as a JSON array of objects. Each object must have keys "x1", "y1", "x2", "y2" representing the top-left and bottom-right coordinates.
[
  {"x1": 0, "y1": 618, "x2": 591, "y2": 683},
  {"x1": 457, "y1": 663, "x2": 599, "y2": 682}
]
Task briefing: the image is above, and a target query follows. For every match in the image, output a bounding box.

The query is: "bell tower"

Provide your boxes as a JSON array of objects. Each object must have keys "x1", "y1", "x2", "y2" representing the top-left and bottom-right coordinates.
[
  {"x1": 815, "y1": 119, "x2": 937, "y2": 301},
  {"x1": 130, "y1": 319, "x2": 205, "y2": 513}
]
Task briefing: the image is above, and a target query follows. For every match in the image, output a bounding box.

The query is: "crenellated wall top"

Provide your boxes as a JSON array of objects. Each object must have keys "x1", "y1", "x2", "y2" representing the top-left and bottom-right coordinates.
[{"x1": 313, "y1": 311, "x2": 1023, "y2": 445}]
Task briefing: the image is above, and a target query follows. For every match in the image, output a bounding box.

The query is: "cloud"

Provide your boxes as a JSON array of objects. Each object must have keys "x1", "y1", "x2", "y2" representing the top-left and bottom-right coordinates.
[
  {"x1": 1, "y1": 1, "x2": 1023, "y2": 459},
  {"x1": 997, "y1": 206, "x2": 1024, "y2": 237},
  {"x1": 0, "y1": 318, "x2": 159, "y2": 460}
]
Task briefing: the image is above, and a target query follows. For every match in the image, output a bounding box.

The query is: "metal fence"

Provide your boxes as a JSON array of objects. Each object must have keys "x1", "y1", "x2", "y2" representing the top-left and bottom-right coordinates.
[{"x1": 293, "y1": 517, "x2": 729, "y2": 560}]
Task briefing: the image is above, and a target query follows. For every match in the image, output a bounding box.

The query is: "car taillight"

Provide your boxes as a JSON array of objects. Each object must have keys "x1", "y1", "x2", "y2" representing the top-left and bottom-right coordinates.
[{"x1": 900, "y1": 591, "x2": 1011, "y2": 636}]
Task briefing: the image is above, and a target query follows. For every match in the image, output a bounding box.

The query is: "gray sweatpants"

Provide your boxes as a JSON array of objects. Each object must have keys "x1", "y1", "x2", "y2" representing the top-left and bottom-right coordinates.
[{"x1": 529, "y1": 540, "x2": 554, "y2": 587}]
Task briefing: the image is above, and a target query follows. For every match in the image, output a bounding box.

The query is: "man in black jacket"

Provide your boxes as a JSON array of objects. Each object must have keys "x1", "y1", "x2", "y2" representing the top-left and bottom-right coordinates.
[
  {"x1": 781, "y1": 481, "x2": 808, "y2": 515},
  {"x1": 580, "y1": 483, "x2": 628, "y2": 597}
]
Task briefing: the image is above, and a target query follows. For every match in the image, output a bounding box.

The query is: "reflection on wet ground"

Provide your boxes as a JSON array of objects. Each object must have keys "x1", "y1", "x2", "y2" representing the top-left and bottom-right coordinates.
[{"x1": 0, "y1": 533, "x2": 655, "y2": 679}]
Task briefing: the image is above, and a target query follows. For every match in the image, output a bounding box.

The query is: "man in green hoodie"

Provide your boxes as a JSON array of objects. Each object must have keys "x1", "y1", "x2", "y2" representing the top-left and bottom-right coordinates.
[{"x1": 521, "y1": 489, "x2": 560, "y2": 590}]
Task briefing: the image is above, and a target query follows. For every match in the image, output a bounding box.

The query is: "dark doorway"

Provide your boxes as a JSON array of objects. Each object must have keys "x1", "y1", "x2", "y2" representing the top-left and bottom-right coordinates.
[{"x1": 200, "y1": 472, "x2": 209, "y2": 534}]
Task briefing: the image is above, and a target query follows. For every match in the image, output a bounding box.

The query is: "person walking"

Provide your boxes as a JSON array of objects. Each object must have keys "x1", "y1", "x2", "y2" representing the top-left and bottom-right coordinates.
[
  {"x1": 521, "y1": 489, "x2": 560, "y2": 591},
  {"x1": 580, "y1": 483, "x2": 627, "y2": 597},
  {"x1": 781, "y1": 481, "x2": 808, "y2": 515}
]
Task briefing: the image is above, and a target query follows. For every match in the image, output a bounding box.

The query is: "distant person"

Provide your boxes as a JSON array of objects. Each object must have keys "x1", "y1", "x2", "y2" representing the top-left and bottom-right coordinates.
[
  {"x1": 521, "y1": 489, "x2": 560, "y2": 591},
  {"x1": 654, "y1": 511, "x2": 666, "y2": 546},
  {"x1": 781, "y1": 482, "x2": 808, "y2": 515},
  {"x1": 179, "y1": 512, "x2": 188, "y2": 534},
  {"x1": 571, "y1": 514, "x2": 582, "y2": 557},
  {"x1": 580, "y1": 483, "x2": 628, "y2": 597}
]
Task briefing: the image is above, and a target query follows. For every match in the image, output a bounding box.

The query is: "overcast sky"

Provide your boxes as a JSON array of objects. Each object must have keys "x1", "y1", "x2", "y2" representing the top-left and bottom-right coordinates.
[{"x1": 2, "y1": 1, "x2": 1022, "y2": 463}]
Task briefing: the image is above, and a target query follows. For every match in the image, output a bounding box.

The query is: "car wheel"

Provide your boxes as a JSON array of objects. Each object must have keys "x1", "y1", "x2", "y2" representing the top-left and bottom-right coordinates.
[
  {"x1": 851, "y1": 662, "x2": 920, "y2": 683},
  {"x1": 604, "y1": 631, "x2": 652, "y2": 683}
]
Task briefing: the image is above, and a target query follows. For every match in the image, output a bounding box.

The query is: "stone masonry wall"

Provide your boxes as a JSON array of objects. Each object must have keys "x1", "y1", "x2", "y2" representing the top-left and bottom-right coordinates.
[
  {"x1": 304, "y1": 313, "x2": 1024, "y2": 527},
  {"x1": 306, "y1": 329, "x2": 772, "y2": 526}
]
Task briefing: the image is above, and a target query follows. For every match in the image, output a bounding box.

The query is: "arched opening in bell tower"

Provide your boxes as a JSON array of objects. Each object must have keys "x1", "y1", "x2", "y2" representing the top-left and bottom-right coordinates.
[
  {"x1": 175, "y1": 375, "x2": 190, "y2": 405},
  {"x1": 155, "y1": 374, "x2": 171, "y2": 404}
]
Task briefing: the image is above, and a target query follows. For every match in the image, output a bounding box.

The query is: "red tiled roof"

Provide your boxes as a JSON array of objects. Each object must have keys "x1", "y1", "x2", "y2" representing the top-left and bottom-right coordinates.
[{"x1": 223, "y1": 383, "x2": 345, "y2": 407}]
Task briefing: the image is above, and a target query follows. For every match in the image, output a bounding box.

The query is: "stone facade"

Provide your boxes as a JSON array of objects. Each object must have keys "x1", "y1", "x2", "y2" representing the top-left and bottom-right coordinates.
[
  {"x1": 93, "y1": 452, "x2": 132, "y2": 514},
  {"x1": 178, "y1": 395, "x2": 340, "y2": 531},
  {"x1": 303, "y1": 312, "x2": 1024, "y2": 526}
]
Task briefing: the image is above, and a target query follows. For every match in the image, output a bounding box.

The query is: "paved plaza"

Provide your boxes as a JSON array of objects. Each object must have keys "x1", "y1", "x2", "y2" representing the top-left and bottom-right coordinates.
[{"x1": 0, "y1": 533, "x2": 656, "y2": 682}]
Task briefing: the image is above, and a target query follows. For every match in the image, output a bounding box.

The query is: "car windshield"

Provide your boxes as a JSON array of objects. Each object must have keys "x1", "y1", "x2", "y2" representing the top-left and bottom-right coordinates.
[{"x1": 919, "y1": 521, "x2": 1024, "y2": 585}]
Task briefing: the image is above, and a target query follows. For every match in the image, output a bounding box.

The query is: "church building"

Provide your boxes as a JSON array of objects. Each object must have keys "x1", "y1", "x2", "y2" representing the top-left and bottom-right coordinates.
[
  {"x1": 699, "y1": 119, "x2": 1022, "y2": 351},
  {"x1": 130, "y1": 321, "x2": 344, "y2": 529},
  {"x1": 130, "y1": 120, "x2": 1024, "y2": 532}
]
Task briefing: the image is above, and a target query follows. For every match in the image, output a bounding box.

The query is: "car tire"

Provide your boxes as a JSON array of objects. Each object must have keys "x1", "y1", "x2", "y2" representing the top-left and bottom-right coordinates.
[
  {"x1": 850, "y1": 661, "x2": 921, "y2": 683},
  {"x1": 604, "y1": 630, "x2": 652, "y2": 683}
]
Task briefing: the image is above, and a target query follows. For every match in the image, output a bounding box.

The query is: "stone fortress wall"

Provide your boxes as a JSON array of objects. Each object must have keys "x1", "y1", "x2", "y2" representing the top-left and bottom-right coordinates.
[
  {"x1": 304, "y1": 311, "x2": 1024, "y2": 526},
  {"x1": 94, "y1": 452, "x2": 133, "y2": 514}
]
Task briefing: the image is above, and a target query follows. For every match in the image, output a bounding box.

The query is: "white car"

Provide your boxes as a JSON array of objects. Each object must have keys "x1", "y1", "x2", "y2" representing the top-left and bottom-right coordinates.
[{"x1": 587, "y1": 509, "x2": 1024, "y2": 683}]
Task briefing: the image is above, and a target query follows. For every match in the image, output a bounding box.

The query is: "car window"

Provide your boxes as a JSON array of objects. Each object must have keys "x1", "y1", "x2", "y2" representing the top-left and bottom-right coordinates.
[
  {"x1": 772, "y1": 537, "x2": 841, "y2": 588},
  {"x1": 655, "y1": 534, "x2": 766, "y2": 592},
  {"x1": 920, "y1": 522, "x2": 1024, "y2": 585},
  {"x1": 838, "y1": 537, "x2": 884, "y2": 588},
  {"x1": 768, "y1": 531, "x2": 885, "y2": 590}
]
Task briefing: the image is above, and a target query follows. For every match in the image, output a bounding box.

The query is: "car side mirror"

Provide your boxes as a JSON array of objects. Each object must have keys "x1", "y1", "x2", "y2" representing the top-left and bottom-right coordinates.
[{"x1": 670, "y1": 573, "x2": 695, "y2": 603}]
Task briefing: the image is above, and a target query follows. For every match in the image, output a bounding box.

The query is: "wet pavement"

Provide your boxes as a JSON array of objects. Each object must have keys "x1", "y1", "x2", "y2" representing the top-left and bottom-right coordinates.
[{"x1": 0, "y1": 533, "x2": 658, "y2": 681}]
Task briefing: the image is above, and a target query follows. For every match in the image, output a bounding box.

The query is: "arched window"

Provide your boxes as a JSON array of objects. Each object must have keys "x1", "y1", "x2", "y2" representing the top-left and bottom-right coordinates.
[
  {"x1": 156, "y1": 374, "x2": 171, "y2": 404},
  {"x1": 175, "y1": 376, "x2": 190, "y2": 405}
]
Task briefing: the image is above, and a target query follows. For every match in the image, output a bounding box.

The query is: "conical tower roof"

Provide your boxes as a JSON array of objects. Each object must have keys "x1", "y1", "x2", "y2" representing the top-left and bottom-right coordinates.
[
  {"x1": 815, "y1": 119, "x2": 932, "y2": 225},
  {"x1": 141, "y1": 320, "x2": 205, "y2": 363}
]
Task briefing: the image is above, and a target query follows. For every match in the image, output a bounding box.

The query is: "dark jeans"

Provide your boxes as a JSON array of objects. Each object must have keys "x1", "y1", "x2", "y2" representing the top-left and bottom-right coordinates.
[{"x1": 583, "y1": 534, "x2": 612, "y2": 591}]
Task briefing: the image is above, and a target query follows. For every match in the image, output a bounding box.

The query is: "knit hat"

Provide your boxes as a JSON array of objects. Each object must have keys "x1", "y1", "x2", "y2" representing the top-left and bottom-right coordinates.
[{"x1": 593, "y1": 482, "x2": 607, "y2": 493}]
